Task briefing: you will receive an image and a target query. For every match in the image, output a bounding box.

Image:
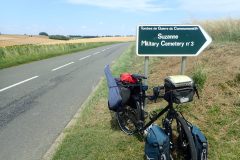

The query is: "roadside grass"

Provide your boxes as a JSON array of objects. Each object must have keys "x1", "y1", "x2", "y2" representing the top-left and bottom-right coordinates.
[
  {"x1": 195, "y1": 18, "x2": 240, "y2": 42},
  {"x1": 52, "y1": 41, "x2": 240, "y2": 160},
  {"x1": 52, "y1": 19, "x2": 240, "y2": 159},
  {"x1": 0, "y1": 42, "x2": 115, "y2": 69},
  {"x1": 178, "y1": 43, "x2": 240, "y2": 159},
  {"x1": 52, "y1": 44, "x2": 146, "y2": 160},
  {"x1": 192, "y1": 66, "x2": 207, "y2": 90},
  {"x1": 146, "y1": 42, "x2": 240, "y2": 159}
]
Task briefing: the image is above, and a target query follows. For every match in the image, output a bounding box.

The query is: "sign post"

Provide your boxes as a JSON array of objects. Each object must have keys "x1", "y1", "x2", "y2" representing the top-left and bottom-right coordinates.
[
  {"x1": 144, "y1": 56, "x2": 149, "y2": 85},
  {"x1": 181, "y1": 56, "x2": 187, "y2": 74}
]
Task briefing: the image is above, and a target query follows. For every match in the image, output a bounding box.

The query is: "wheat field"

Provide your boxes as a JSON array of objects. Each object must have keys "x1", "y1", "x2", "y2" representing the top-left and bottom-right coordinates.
[{"x1": 0, "y1": 35, "x2": 135, "y2": 47}]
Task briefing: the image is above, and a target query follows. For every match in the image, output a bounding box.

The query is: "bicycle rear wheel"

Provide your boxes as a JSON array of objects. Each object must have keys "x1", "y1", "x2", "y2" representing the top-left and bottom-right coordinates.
[
  {"x1": 115, "y1": 101, "x2": 141, "y2": 135},
  {"x1": 174, "y1": 114, "x2": 197, "y2": 160}
]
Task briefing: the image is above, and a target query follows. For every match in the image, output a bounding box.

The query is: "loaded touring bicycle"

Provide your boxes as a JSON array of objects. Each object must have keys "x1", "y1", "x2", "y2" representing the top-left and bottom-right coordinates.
[{"x1": 104, "y1": 65, "x2": 208, "y2": 160}]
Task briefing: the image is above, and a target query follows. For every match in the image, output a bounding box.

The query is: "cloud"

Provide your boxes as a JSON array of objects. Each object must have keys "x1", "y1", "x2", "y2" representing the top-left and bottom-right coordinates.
[
  {"x1": 81, "y1": 25, "x2": 87, "y2": 29},
  {"x1": 98, "y1": 21, "x2": 104, "y2": 25},
  {"x1": 67, "y1": 0, "x2": 172, "y2": 12},
  {"x1": 178, "y1": 0, "x2": 240, "y2": 13}
]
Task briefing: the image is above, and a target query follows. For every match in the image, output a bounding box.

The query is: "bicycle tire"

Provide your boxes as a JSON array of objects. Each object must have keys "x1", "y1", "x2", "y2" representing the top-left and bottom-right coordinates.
[
  {"x1": 115, "y1": 101, "x2": 141, "y2": 135},
  {"x1": 175, "y1": 114, "x2": 197, "y2": 160}
]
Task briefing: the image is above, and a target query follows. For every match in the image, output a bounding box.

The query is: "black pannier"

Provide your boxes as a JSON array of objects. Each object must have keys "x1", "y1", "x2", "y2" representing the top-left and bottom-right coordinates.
[
  {"x1": 117, "y1": 82, "x2": 131, "y2": 105},
  {"x1": 105, "y1": 65, "x2": 131, "y2": 111},
  {"x1": 164, "y1": 75, "x2": 196, "y2": 104},
  {"x1": 116, "y1": 79, "x2": 142, "y2": 109}
]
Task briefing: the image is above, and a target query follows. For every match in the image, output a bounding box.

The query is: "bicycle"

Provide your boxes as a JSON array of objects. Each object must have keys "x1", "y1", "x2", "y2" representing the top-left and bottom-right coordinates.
[{"x1": 114, "y1": 74, "x2": 199, "y2": 160}]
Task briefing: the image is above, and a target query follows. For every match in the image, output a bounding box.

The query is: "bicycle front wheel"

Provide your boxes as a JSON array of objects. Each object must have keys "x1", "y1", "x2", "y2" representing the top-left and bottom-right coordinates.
[{"x1": 174, "y1": 114, "x2": 197, "y2": 160}]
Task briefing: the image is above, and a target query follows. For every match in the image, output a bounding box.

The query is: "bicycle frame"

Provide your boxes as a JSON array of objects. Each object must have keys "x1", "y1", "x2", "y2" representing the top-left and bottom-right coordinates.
[
  {"x1": 128, "y1": 79, "x2": 171, "y2": 132},
  {"x1": 123, "y1": 78, "x2": 182, "y2": 136},
  {"x1": 142, "y1": 103, "x2": 171, "y2": 131},
  {"x1": 136, "y1": 79, "x2": 147, "y2": 122}
]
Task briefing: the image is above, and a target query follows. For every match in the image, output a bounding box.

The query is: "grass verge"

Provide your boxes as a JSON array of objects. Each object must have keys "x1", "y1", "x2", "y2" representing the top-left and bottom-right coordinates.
[
  {"x1": 0, "y1": 42, "x2": 116, "y2": 69},
  {"x1": 192, "y1": 66, "x2": 207, "y2": 90},
  {"x1": 52, "y1": 41, "x2": 240, "y2": 160},
  {"x1": 52, "y1": 19, "x2": 240, "y2": 159},
  {"x1": 52, "y1": 43, "x2": 146, "y2": 160}
]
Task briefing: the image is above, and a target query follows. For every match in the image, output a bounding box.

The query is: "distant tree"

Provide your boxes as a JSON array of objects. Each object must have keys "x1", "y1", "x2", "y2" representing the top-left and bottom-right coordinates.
[
  {"x1": 68, "y1": 35, "x2": 83, "y2": 39},
  {"x1": 49, "y1": 35, "x2": 70, "y2": 40},
  {"x1": 39, "y1": 32, "x2": 48, "y2": 36}
]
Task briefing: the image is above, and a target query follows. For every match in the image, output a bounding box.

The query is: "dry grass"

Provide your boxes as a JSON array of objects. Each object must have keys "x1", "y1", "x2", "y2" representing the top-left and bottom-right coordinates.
[
  {"x1": 0, "y1": 35, "x2": 135, "y2": 47},
  {"x1": 53, "y1": 42, "x2": 240, "y2": 160},
  {"x1": 0, "y1": 35, "x2": 60, "y2": 47},
  {"x1": 52, "y1": 44, "x2": 146, "y2": 160},
  {"x1": 47, "y1": 37, "x2": 135, "y2": 45},
  {"x1": 194, "y1": 18, "x2": 240, "y2": 42},
  {"x1": 146, "y1": 42, "x2": 240, "y2": 159},
  {"x1": 52, "y1": 19, "x2": 240, "y2": 160}
]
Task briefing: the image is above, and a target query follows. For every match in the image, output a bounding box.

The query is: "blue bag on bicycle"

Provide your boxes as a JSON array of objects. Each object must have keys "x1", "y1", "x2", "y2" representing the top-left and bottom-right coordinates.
[
  {"x1": 145, "y1": 124, "x2": 170, "y2": 160},
  {"x1": 104, "y1": 65, "x2": 123, "y2": 111},
  {"x1": 191, "y1": 125, "x2": 208, "y2": 160}
]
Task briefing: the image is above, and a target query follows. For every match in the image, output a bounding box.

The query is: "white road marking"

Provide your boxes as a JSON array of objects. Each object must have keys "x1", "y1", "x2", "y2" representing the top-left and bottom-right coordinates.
[
  {"x1": 0, "y1": 76, "x2": 39, "y2": 92},
  {"x1": 51, "y1": 62, "x2": 74, "y2": 71},
  {"x1": 92, "y1": 52, "x2": 100, "y2": 55},
  {"x1": 79, "y1": 55, "x2": 91, "y2": 61},
  {"x1": 102, "y1": 49, "x2": 106, "y2": 51}
]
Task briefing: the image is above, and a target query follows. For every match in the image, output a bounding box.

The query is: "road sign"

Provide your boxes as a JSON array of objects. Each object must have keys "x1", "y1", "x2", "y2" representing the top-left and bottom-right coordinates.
[{"x1": 137, "y1": 25, "x2": 212, "y2": 56}]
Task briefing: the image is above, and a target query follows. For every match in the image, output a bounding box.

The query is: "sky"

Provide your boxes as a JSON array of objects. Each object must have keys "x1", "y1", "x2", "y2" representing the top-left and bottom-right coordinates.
[{"x1": 0, "y1": 0, "x2": 240, "y2": 36}]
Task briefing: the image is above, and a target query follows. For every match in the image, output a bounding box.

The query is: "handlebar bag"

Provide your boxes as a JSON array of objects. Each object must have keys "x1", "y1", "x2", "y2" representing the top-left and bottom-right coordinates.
[{"x1": 164, "y1": 75, "x2": 195, "y2": 104}]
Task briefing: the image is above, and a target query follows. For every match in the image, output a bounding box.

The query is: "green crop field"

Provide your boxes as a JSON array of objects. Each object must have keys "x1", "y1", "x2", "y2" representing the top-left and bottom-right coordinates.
[{"x1": 0, "y1": 42, "x2": 115, "y2": 69}]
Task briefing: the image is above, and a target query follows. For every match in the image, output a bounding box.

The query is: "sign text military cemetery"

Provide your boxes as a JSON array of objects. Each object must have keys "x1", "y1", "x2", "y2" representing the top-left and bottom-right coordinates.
[{"x1": 137, "y1": 25, "x2": 212, "y2": 56}]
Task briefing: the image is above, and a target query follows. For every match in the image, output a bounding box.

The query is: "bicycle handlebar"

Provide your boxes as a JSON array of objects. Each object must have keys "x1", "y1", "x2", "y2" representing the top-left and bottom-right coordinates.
[{"x1": 146, "y1": 85, "x2": 165, "y2": 102}]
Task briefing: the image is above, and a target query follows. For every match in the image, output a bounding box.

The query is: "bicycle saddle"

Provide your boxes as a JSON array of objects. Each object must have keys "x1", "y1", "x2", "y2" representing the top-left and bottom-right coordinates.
[{"x1": 132, "y1": 74, "x2": 147, "y2": 80}]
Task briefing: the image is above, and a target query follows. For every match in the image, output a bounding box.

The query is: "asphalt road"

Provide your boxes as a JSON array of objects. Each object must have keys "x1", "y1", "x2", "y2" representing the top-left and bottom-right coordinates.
[{"x1": 0, "y1": 42, "x2": 130, "y2": 160}]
